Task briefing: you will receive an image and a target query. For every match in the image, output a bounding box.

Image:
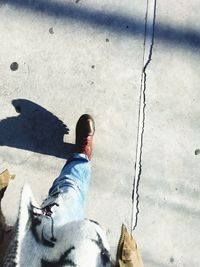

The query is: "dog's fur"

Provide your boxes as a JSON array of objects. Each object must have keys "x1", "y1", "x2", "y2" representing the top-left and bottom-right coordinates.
[
  {"x1": 1, "y1": 185, "x2": 113, "y2": 267},
  {"x1": 0, "y1": 187, "x2": 13, "y2": 264}
]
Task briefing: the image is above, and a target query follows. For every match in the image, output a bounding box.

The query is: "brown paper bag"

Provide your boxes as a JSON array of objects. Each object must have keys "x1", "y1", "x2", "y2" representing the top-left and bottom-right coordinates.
[
  {"x1": 116, "y1": 224, "x2": 144, "y2": 267},
  {"x1": 0, "y1": 169, "x2": 15, "y2": 191}
]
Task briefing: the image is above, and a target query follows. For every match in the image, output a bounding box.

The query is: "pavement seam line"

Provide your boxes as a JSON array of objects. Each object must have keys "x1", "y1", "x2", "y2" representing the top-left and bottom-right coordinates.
[{"x1": 131, "y1": 0, "x2": 157, "y2": 233}]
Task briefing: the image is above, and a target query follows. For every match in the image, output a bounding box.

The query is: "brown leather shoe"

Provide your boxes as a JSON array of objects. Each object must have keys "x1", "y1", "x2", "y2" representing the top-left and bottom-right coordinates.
[{"x1": 75, "y1": 114, "x2": 95, "y2": 160}]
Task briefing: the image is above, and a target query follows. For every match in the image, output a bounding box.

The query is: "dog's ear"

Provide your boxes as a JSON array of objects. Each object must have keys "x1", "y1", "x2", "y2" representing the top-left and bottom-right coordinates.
[
  {"x1": 0, "y1": 182, "x2": 9, "y2": 240},
  {"x1": 0, "y1": 186, "x2": 13, "y2": 263},
  {"x1": 1, "y1": 185, "x2": 40, "y2": 266},
  {"x1": 0, "y1": 187, "x2": 8, "y2": 242},
  {"x1": 0, "y1": 169, "x2": 16, "y2": 246},
  {"x1": 15, "y1": 184, "x2": 41, "y2": 247},
  {"x1": 0, "y1": 186, "x2": 7, "y2": 201}
]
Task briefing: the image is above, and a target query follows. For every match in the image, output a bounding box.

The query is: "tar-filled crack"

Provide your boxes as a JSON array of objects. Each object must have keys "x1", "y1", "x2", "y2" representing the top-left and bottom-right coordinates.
[{"x1": 131, "y1": 0, "x2": 157, "y2": 233}]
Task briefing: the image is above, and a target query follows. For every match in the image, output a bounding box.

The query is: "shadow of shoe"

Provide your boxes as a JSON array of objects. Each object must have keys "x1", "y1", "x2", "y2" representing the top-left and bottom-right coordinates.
[{"x1": 0, "y1": 99, "x2": 74, "y2": 159}]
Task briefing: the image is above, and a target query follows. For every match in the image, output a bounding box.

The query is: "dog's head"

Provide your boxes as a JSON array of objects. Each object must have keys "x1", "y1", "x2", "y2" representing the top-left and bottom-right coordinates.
[{"x1": 2, "y1": 185, "x2": 113, "y2": 267}]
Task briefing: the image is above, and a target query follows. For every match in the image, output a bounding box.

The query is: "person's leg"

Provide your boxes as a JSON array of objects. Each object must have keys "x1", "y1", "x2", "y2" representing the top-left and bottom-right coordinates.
[
  {"x1": 50, "y1": 153, "x2": 91, "y2": 209},
  {"x1": 42, "y1": 153, "x2": 90, "y2": 226},
  {"x1": 42, "y1": 114, "x2": 95, "y2": 226},
  {"x1": 49, "y1": 154, "x2": 91, "y2": 199}
]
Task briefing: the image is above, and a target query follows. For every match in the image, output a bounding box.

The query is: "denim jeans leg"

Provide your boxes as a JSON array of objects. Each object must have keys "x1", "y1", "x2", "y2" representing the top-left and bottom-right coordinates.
[{"x1": 47, "y1": 153, "x2": 91, "y2": 225}]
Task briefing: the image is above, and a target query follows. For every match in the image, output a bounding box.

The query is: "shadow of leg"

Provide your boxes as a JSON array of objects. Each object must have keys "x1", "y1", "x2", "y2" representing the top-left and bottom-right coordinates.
[{"x1": 0, "y1": 99, "x2": 75, "y2": 159}]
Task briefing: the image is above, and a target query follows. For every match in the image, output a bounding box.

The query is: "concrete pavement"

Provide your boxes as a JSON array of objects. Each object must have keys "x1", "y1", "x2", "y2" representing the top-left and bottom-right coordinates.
[{"x1": 0, "y1": 0, "x2": 199, "y2": 266}]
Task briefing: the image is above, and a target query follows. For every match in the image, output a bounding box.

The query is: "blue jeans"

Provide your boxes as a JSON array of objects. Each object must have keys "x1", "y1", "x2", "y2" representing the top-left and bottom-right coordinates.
[{"x1": 42, "y1": 153, "x2": 91, "y2": 227}]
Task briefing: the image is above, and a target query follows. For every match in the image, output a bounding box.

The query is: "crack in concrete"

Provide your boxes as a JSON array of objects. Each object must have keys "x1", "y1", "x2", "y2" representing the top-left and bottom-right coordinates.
[{"x1": 131, "y1": 0, "x2": 157, "y2": 233}]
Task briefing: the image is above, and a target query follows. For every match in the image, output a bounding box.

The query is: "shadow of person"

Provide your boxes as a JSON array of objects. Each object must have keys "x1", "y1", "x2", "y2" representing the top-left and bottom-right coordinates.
[{"x1": 0, "y1": 99, "x2": 74, "y2": 159}]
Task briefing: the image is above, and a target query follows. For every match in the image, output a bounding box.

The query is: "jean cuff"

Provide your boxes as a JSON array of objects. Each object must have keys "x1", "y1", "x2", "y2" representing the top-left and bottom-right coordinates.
[{"x1": 71, "y1": 153, "x2": 90, "y2": 162}]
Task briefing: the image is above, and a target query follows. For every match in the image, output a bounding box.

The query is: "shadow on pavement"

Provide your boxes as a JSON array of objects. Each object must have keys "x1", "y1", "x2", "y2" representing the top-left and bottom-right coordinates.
[
  {"x1": 3, "y1": 0, "x2": 200, "y2": 51},
  {"x1": 0, "y1": 99, "x2": 74, "y2": 159}
]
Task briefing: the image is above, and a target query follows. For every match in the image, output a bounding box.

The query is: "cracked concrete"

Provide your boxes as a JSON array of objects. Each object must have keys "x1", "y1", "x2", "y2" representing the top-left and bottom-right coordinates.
[
  {"x1": 0, "y1": 0, "x2": 200, "y2": 266},
  {"x1": 134, "y1": 1, "x2": 200, "y2": 266},
  {"x1": 131, "y1": 0, "x2": 157, "y2": 232}
]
